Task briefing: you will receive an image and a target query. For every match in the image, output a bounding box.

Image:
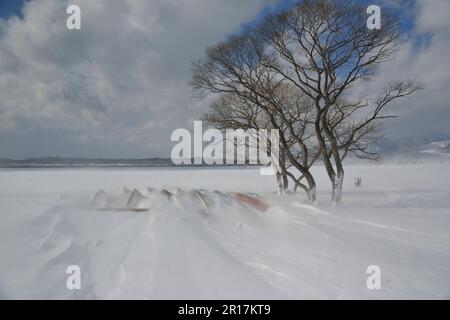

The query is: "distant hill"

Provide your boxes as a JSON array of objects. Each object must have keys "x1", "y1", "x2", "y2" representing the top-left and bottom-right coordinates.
[
  {"x1": 0, "y1": 156, "x2": 252, "y2": 168},
  {"x1": 375, "y1": 134, "x2": 450, "y2": 164},
  {"x1": 0, "y1": 157, "x2": 174, "y2": 168}
]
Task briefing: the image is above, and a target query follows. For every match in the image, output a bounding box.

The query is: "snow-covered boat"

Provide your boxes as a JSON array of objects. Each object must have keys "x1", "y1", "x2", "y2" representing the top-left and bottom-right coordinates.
[{"x1": 90, "y1": 187, "x2": 270, "y2": 213}]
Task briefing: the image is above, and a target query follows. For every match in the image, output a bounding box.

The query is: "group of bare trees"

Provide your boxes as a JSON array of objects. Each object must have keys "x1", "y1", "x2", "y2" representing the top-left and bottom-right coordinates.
[{"x1": 191, "y1": 0, "x2": 421, "y2": 203}]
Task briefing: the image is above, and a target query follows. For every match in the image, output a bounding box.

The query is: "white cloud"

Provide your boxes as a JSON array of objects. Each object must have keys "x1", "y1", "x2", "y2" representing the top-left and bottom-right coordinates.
[
  {"x1": 0, "y1": 0, "x2": 271, "y2": 158},
  {"x1": 360, "y1": 0, "x2": 450, "y2": 139},
  {"x1": 0, "y1": 0, "x2": 449, "y2": 157}
]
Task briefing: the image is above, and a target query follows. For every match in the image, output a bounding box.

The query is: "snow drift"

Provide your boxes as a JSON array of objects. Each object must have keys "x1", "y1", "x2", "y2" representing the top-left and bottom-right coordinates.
[{"x1": 0, "y1": 165, "x2": 449, "y2": 299}]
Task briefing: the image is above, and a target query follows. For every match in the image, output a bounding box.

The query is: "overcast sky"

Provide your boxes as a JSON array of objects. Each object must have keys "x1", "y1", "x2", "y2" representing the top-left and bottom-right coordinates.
[{"x1": 0, "y1": 0, "x2": 449, "y2": 159}]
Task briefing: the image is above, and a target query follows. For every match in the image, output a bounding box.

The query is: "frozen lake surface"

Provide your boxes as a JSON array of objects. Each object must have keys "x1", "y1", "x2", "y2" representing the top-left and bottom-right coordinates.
[{"x1": 0, "y1": 164, "x2": 449, "y2": 299}]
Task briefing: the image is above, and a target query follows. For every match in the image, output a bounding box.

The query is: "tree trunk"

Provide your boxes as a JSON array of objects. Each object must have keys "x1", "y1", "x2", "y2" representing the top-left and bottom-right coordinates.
[
  {"x1": 279, "y1": 150, "x2": 289, "y2": 192},
  {"x1": 317, "y1": 101, "x2": 346, "y2": 204},
  {"x1": 303, "y1": 171, "x2": 317, "y2": 203},
  {"x1": 314, "y1": 108, "x2": 336, "y2": 203},
  {"x1": 331, "y1": 171, "x2": 344, "y2": 204},
  {"x1": 282, "y1": 172, "x2": 289, "y2": 191},
  {"x1": 276, "y1": 171, "x2": 284, "y2": 195}
]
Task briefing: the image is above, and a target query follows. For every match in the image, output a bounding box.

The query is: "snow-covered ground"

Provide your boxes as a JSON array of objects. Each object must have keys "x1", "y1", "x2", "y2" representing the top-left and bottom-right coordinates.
[{"x1": 0, "y1": 164, "x2": 449, "y2": 299}]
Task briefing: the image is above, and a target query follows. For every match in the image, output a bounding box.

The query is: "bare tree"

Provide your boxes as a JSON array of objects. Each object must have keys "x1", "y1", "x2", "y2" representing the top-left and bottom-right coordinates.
[
  {"x1": 254, "y1": 0, "x2": 422, "y2": 203},
  {"x1": 202, "y1": 93, "x2": 289, "y2": 193},
  {"x1": 203, "y1": 85, "x2": 321, "y2": 197},
  {"x1": 192, "y1": 0, "x2": 421, "y2": 203},
  {"x1": 192, "y1": 34, "x2": 319, "y2": 201}
]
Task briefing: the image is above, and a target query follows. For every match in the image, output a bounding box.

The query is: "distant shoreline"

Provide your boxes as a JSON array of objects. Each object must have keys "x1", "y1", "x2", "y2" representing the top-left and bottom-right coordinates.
[
  {"x1": 0, "y1": 165, "x2": 253, "y2": 169},
  {"x1": 1, "y1": 153, "x2": 450, "y2": 169}
]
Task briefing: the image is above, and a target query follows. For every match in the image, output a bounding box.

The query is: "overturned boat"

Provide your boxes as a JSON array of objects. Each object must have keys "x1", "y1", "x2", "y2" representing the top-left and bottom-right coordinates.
[{"x1": 90, "y1": 187, "x2": 270, "y2": 213}]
